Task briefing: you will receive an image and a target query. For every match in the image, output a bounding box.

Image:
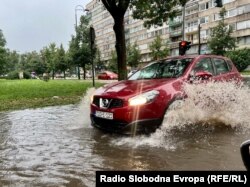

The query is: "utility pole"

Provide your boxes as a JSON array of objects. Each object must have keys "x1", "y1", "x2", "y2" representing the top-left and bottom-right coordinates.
[
  {"x1": 182, "y1": 5, "x2": 186, "y2": 41},
  {"x1": 90, "y1": 26, "x2": 96, "y2": 87},
  {"x1": 198, "y1": 24, "x2": 201, "y2": 55}
]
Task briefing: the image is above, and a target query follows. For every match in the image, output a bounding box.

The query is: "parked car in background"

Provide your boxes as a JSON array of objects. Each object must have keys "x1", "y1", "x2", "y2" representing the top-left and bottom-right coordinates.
[
  {"x1": 97, "y1": 71, "x2": 118, "y2": 80},
  {"x1": 90, "y1": 55, "x2": 242, "y2": 134}
]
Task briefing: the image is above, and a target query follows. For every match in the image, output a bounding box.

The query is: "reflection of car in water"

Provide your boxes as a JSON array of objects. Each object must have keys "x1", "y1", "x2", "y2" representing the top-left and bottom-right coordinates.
[
  {"x1": 241, "y1": 140, "x2": 250, "y2": 171},
  {"x1": 90, "y1": 55, "x2": 242, "y2": 134}
]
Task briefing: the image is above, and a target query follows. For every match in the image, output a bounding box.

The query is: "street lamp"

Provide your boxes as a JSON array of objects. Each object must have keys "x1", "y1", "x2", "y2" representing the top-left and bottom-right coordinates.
[{"x1": 74, "y1": 5, "x2": 89, "y2": 80}]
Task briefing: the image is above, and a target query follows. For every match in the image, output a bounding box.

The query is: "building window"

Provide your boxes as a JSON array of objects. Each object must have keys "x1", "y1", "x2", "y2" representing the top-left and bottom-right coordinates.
[
  {"x1": 228, "y1": 8, "x2": 237, "y2": 17},
  {"x1": 200, "y1": 16, "x2": 209, "y2": 24},
  {"x1": 237, "y1": 20, "x2": 250, "y2": 30},
  {"x1": 238, "y1": 4, "x2": 250, "y2": 15},
  {"x1": 200, "y1": 2, "x2": 209, "y2": 11},
  {"x1": 238, "y1": 36, "x2": 250, "y2": 45}
]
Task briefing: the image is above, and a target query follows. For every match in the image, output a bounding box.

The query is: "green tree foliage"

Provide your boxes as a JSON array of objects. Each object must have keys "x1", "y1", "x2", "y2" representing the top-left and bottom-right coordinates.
[
  {"x1": 40, "y1": 44, "x2": 57, "y2": 79},
  {"x1": 127, "y1": 42, "x2": 141, "y2": 68},
  {"x1": 55, "y1": 44, "x2": 68, "y2": 79},
  {"x1": 108, "y1": 50, "x2": 118, "y2": 73},
  {"x1": 68, "y1": 15, "x2": 93, "y2": 79},
  {"x1": 45, "y1": 43, "x2": 57, "y2": 79},
  {"x1": 130, "y1": 0, "x2": 188, "y2": 28},
  {"x1": 94, "y1": 48, "x2": 105, "y2": 72},
  {"x1": 22, "y1": 51, "x2": 46, "y2": 75},
  {"x1": 226, "y1": 48, "x2": 250, "y2": 72},
  {"x1": 149, "y1": 35, "x2": 169, "y2": 60},
  {"x1": 0, "y1": 29, "x2": 7, "y2": 75},
  {"x1": 207, "y1": 8, "x2": 236, "y2": 56},
  {"x1": 101, "y1": 0, "x2": 188, "y2": 80},
  {"x1": 4, "y1": 50, "x2": 18, "y2": 74}
]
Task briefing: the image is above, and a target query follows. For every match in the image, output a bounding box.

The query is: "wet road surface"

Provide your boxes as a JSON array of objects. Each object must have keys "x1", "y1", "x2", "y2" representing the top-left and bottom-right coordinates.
[{"x1": 0, "y1": 79, "x2": 250, "y2": 186}]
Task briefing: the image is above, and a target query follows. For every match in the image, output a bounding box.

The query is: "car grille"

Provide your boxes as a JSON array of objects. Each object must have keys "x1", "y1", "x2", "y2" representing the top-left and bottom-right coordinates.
[{"x1": 93, "y1": 97, "x2": 123, "y2": 109}]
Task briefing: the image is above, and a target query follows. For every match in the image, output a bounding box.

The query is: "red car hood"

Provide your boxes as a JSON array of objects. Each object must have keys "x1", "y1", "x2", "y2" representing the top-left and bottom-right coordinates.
[{"x1": 94, "y1": 79, "x2": 179, "y2": 99}]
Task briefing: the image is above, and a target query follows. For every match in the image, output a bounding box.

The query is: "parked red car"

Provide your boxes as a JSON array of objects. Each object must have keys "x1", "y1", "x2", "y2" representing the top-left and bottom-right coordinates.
[
  {"x1": 90, "y1": 55, "x2": 242, "y2": 134},
  {"x1": 97, "y1": 71, "x2": 118, "y2": 80}
]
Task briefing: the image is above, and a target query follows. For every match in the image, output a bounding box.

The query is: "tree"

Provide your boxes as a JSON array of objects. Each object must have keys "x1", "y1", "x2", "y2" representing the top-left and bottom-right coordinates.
[
  {"x1": 68, "y1": 15, "x2": 92, "y2": 80},
  {"x1": 4, "y1": 50, "x2": 19, "y2": 74},
  {"x1": 40, "y1": 44, "x2": 57, "y2": 79},
  {"x1": 0, "y1": 29, "x2": 7, "y2": 75},
  {"x1": 101, "y1": 0, "x2": 188, "y2": 80},
  {"x1": 23, "y1": 51, "x2": 46, "y2": 76},
  {"x1": 47, "y1": 43, "x2": 57, "y2": 79},
  {"x1": 131, "y1": 0, "x2": 188, "y2": 28},
  {"x1": 149, "y1": 35, "x2": 169, "y2": 60},
  {"x1": 108, "y1": 50, "x2": 118, "y2": 73},
  {"x1": 55, "y1": 44, "x2": 68, "y2": 79},
  {"x1": 94, "y1": 48, "x2": 105, "y2": 72},
  {"x1": 207, "y1": 7, "x2": 236, "y2": 56},
  {"x1": 127, "y1": 42, "x2": 141, "y2": 69},
  {"x1": 101, "y1": 0, "x2": 130, "y2": 80}
]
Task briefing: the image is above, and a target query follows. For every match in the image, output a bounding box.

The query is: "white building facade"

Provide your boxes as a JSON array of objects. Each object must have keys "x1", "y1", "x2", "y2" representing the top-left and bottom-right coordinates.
[{"x1": 86, "y1": 0, "x2": 250, "y2": 64}]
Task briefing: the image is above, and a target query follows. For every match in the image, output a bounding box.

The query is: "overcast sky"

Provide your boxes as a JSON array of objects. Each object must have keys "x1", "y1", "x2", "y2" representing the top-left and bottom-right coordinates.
[{"x1": 0, "y1": 0, "x2": 90, "y2": 53}]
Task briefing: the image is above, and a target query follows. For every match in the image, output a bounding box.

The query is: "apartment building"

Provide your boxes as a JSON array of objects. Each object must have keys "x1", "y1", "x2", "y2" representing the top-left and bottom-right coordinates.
[{"x1": 86, "y1": 0, "x2": 250, "y2": 64}]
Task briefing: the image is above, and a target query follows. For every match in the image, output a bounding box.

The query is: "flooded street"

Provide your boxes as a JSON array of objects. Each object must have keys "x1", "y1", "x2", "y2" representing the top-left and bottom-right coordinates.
[{"x1": 0, "y1": 79, "x2": 250, "y2": 187}]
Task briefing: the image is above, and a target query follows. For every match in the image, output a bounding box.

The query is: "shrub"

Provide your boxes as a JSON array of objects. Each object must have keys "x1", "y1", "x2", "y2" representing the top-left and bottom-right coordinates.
[
  {"x1": 226, "y1": 48, "x2": 250, "y2": 72},
  {"x1": 7, "y1": 71, "x2": 19, "y2": 79},
  {"x1": 7, "y1": 71, "x2": 31, "y2": 79}
]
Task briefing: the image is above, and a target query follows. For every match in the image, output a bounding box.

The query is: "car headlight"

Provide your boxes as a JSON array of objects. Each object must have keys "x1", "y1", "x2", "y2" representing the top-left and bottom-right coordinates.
[{"x1": 128, "y1": 90, "x2": 159, "y2": 106}]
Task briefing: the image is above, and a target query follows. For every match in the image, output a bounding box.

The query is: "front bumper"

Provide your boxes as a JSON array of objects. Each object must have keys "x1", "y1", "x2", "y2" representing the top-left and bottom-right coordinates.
[{"x1": 90, "y1": 114, "x2": 162, "y2": 135}]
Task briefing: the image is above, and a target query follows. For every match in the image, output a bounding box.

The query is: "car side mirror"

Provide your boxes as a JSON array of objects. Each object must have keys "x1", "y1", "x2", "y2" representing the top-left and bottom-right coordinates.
[
  {"x1": 241, "y1": 140, "x2": 250, "y2": 171},
  {"x1": 194, "y1": 71, "x2": 213, "y2": 80}
]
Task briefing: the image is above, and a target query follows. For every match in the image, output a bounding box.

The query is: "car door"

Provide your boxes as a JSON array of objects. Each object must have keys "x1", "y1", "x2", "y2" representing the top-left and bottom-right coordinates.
[{"x1": 190, "y1": 57, "x2": 216, "y2": 81}]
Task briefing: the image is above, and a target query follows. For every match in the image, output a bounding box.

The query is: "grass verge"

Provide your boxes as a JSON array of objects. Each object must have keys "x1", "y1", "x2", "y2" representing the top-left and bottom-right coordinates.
[
  {"x1": 0, "y1": 79, "x2": 103, "y2": 111},
  {"x1": 241, "y1": 71, "x2": 250, "y2": 75}
]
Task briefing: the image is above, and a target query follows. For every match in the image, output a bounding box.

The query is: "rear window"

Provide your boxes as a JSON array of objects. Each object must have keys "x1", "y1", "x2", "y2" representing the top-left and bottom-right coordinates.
[{"x1": 213, "y1": 58, "x2": 230, "y2": 74}]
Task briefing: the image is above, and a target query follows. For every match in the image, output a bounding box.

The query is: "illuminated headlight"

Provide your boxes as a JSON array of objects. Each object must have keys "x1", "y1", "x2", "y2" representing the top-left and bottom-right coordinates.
[{"x1": 128, "y1": 90, "x2": 159, "y2": 106}]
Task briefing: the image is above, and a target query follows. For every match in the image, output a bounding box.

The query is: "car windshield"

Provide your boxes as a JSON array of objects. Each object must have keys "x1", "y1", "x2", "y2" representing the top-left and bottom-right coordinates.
[{"x1": 129, "y1": 58, "x2": 193, "y2": 80}]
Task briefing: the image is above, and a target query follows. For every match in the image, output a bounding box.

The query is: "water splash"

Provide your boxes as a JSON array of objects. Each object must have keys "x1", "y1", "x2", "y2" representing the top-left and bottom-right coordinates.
[
  {"x1": 162, "y1": 81, "x2": 250, "y2": 130},
  {"x1": 112, "y1": 81, "x2": 250, "y2": 150},
  {"x1": 66, "y1": 87, "x2": 96, "y2": 130}
]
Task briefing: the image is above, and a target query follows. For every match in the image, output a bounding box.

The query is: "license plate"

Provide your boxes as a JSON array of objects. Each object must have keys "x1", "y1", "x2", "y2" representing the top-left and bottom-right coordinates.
[{"x1": 95, "y1": 110, "x2": 113, "y2": 120}]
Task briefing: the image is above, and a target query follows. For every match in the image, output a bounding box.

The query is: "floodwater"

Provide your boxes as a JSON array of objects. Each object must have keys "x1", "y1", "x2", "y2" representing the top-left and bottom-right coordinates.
[{"x1": 0, "y1": 78, "x2": 250, "y2": 187}]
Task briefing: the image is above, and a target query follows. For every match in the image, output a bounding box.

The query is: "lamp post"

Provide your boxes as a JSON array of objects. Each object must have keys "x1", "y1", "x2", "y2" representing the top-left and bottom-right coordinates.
[{"x1": 74, "y1": 5, "x2": 89, "y2": 80}]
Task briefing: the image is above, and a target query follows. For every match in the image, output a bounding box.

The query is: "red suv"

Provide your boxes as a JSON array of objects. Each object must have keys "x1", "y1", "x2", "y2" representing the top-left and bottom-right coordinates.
[{"x1": 90, "y1": 55, "x2": 241, "y2": 134}]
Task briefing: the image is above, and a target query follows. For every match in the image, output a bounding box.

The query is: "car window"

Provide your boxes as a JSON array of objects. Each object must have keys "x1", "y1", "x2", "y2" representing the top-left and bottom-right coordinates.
[
  {"x1": 192, "y1": 58, "x2": 215, "y2": 75},
  {"x1": 212, "y1": 58, "x2": 230, "y2": 75},
  {"x1": 139, "y1": 63, "x2": 161, "y2": 79},
  {"x1": 129, "y1": 58, "x2": 193, "y2": 80}
]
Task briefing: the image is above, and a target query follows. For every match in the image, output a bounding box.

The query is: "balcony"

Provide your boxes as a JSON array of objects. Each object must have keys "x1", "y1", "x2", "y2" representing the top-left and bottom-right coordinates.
[
  {"x1": 185, "y1": 0, "x2": 199, "y2": 8},
  {"x1": 169, "y1": 29, "x2": 183, "y2": 37},
  {"x1": 185, "y1": 12, "x2": 199, "y2": 20},
  {"x1": 185, "y1": 27, "x2": 198, "y2": 34},
  {"x1": 169, "y1": 41, "x2": 180, "y2": 49},
  {"x1": 169, "y1": 19, "x2": 183, "y2": 27}
]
